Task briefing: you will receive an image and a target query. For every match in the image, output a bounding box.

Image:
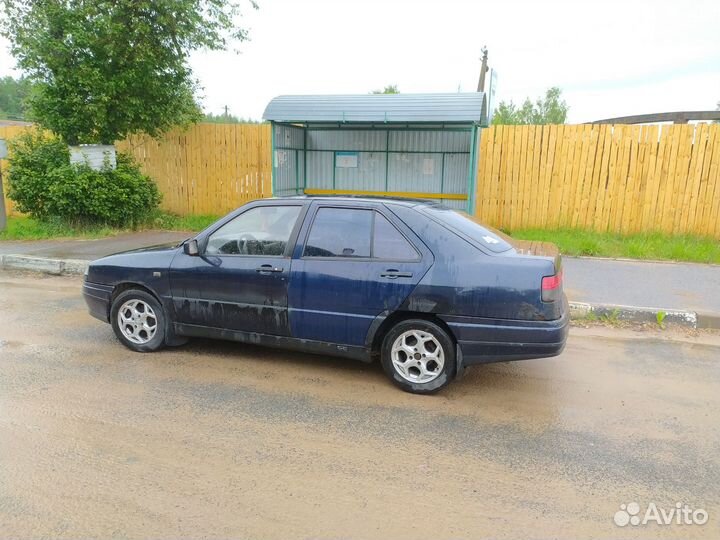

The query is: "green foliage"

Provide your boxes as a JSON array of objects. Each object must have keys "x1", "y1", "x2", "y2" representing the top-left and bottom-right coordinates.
[
  {"x1": 508, "y1": 227, "x2": 720, "y2": 264},
  {"x1": 656, "y1": 311, "x2": 667, "y2": 329},
  {"x1": 203, "y1": 112, "x2": 261, "y2": 124},
  {"x1": 492, "y1": 87, "x2": 568, "y2": 125},
  {"x1": 5, "y1": 131, "x2": 70, "y2": 218},
  {"x1": 0, "y1": 75, "x2": 31, "y2": 120},
  {"x1": 601, "y1": 308, "x2": 622, "y2": 326},
  {"x1": 0, "y1": 0, "x2": 256, "y2": 144},
  {"x1": 372, "y1": 85, "x2": 400, "y2": 94},
  {"x1": 6, "y1": 131, "x2": 160, "y2": 226}
]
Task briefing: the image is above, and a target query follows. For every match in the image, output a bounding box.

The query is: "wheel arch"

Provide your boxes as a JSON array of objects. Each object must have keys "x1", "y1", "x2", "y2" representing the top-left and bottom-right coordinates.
[
  {"x1": 109, "y1": 282, "x2": 163, "y2": 319},
  {"x1": 368, "y1": 310, "x2": 457, "y2": 357}
]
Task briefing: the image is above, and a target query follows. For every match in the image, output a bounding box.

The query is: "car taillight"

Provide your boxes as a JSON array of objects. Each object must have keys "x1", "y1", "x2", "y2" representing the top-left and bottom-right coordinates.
[{"x1": 542, "y1": 270, "x2": 563, "y2": 302}]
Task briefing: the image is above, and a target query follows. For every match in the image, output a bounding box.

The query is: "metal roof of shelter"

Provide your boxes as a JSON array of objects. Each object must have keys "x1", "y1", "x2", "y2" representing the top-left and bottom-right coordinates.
[{"x1": 263, "y1": 93, "x2": 487, "y2": 125}]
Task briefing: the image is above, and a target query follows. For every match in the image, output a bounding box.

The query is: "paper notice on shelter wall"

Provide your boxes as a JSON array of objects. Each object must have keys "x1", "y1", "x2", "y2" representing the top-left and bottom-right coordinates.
[
  {"x1": 274, "y1": 150, "x2": 287, "y2": 167},
  {"x1": 423, "y1": 158, "x2": 435, "y2": 175}
]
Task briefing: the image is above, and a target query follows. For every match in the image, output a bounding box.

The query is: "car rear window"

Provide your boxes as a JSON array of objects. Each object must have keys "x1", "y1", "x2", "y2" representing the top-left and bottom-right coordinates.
[{"x1": 421, "y1": 206, "x2": 514, "y2": 253}]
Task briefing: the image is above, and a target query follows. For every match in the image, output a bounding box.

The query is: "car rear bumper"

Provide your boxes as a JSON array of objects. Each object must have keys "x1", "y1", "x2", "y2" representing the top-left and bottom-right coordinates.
[
  {"x1": 441, "y1": 303, "x2": 569, "y2": 365},
  {"x1": 82, "y1": 281, "x2": 113, "y2": 323}
]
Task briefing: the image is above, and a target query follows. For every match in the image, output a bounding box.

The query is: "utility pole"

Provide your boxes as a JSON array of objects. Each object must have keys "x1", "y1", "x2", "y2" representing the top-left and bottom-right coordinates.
[
  {"x1": 223, "y1": 105, "x2": 229, "y2": 118},
  {"x1": 477, "y1": 46, "x2": 489, "y2": 93}
]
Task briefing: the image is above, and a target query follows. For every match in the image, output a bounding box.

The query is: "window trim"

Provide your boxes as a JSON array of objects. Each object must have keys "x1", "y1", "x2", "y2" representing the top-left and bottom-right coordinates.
[
  {"x1": 202, "y1": 203, "x2": 306, "y2": 259},
  {"x1": 300, "y1": 205, "x2": 422, "y2": 262}
]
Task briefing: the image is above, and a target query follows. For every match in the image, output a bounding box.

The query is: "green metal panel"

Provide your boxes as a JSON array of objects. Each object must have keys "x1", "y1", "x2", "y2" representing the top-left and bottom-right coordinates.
[
  {"x1": 466, "y1": 125, "x2": 480, "y2": 213},
  {"x1": 270, "y1": 121, "x2": 276, "y2": 196}
]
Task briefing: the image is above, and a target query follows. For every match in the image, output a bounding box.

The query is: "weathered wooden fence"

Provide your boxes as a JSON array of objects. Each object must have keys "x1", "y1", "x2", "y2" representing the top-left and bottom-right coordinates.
[
  {"x1": 0, "y1": 125, "x2": 34, "y2": 217},
  {"x1": 117, "y1": 123, "x2": 271, "y2": 216},
  {"x1": 477, "y1": 124, "x2": 720, "y2": 236},
  {"x1": 1, "y1": 123, "x2": 272, "y2": 217},
  {"x1": 3, "y1": 122, "x2": 720, "y2": 237}
]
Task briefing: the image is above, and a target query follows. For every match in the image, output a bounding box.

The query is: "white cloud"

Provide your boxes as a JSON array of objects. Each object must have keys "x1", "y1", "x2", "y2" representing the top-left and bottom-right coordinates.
[{"x1": 2, "y1": 0, "x2": 719, "y2": 122}]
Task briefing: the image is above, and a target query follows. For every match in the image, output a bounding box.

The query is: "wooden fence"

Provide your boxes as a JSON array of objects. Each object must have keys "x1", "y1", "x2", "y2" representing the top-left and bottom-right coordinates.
[
  {"x1": 477, "y1": 124, "x2": 720, "y2": 236},
  {"x1": 0, "y1": 125, "x2": 34, "y2": 217},
  {"x1": 3, "y1": 122, "x2": 720, "y2": 237},
  {"x1": 1, "y1": 123, "x2": 272, "y2": 217},
  {"x1": 117, "y1": 123, "x2": 271, "y2": 216}
]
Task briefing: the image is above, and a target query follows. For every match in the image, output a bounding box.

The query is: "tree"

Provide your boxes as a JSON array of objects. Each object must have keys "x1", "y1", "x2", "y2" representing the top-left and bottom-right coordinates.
[
  {"x1": 492, "y1": 87, "x2": 568, "y2": 125},
  {"x1": 0, "y1": 75, "x2": 31, "y2": 120},
  {"x1": 203, "y1": 112, "x2": 260, "y2": 124},
  {"x1": 372, "y1": 85, "x2": 399, "y2": 94},
  {"x1": 0, "y1": 0, "x2": 256, "y2": 144}
]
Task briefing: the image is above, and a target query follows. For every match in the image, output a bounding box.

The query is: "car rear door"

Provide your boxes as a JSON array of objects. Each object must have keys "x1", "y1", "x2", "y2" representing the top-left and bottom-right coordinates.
[
  {"x1": 288, "y1": 202, "x2": 432, "y2": 346},
  {"x1": 169, "y1": 202, "x2": 307, "y2": 336}
]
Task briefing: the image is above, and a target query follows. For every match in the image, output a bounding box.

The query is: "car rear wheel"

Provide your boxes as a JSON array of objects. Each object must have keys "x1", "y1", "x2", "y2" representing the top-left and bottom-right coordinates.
[
  {"x1": 381, "y1": 319, "x2": 455, "y2": 394},
  {"x1": 111, "y1": 289, "x2": 166, "y2": 352}
]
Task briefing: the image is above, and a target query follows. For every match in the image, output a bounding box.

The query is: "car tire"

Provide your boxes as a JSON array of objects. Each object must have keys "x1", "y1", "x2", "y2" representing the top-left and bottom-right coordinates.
[
  {"x1": 111, "y1": 289, "x2": 167, "y2": 353},
  {"x1": 380, "y1": 319, "x2": 456, "y2": 394}
]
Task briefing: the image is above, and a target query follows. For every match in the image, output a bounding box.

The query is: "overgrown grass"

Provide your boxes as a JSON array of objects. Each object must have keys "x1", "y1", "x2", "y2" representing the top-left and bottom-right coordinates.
[
  {"x1": 509, "y1": 228, "x2": 720, "y2": 264},
  {"x1": 0, "y1": 213, "x2": 220, "y2": 241}
]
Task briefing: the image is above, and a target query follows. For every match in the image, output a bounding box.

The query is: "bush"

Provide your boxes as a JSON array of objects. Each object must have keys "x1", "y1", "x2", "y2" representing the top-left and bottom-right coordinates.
[{"x1": 7, "y1": 131, "x2": 160, "y2": 226}]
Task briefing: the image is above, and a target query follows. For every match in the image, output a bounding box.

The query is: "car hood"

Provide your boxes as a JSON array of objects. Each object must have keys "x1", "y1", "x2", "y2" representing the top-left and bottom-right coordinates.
[{"x1": 109, "y1": 241, "x2": 185, "y2": 256}]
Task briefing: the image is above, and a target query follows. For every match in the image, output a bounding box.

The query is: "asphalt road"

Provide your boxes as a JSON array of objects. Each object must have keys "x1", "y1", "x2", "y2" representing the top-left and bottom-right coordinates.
[{"x1": 1, "y1": 272, "x2": 719, "y2": 540}]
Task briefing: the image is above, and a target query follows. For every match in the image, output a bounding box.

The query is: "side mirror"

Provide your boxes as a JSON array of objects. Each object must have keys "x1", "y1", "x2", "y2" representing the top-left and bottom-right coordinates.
[{"x1": 184, "y1": 239, "x2": 199, "y2": 256}]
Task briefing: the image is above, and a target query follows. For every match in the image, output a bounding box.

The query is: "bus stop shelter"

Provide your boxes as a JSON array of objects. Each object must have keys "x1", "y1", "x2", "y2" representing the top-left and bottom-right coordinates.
[{"x1": 262, "y1": 93, "x2": 487, "y2": 211}]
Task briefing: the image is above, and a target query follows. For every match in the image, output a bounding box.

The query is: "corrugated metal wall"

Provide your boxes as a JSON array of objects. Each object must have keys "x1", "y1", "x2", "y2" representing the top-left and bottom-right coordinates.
[
  {"x1": 272, "y1": 125, "x2": 474, "y2": 207},
  {"x1": 273, "y1": 124, "x2": 305, "y2": 196}
]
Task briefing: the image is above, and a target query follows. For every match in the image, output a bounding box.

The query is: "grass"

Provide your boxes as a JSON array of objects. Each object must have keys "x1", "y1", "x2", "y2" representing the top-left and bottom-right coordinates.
[
  {"x1": 0, "y1": 213, "x2": 220, "y2": 241},
  {"x1": 508, "y1": 228, "x2": 720, "y2": 264},
  {"x1": 2, "y1": 216, "x2": 719, "y2": 266}
]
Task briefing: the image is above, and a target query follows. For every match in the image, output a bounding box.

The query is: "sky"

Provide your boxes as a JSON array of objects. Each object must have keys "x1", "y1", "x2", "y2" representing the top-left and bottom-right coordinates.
[{"x1": 1, "y1": 0, "x2": 719, "y2": 123}]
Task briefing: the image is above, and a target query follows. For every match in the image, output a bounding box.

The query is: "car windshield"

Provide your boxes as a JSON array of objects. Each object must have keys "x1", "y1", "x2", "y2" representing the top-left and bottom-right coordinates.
[{"x1": 422, "y1": 206, "x2": 514, "y2": 253}]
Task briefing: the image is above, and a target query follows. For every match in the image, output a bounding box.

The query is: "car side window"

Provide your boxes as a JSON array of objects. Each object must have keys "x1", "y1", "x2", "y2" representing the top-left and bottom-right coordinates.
[
  {"x1": 304, "y1": 208, "x2": 372, "y2": 258},
  {"x1": 205, "y1": 205, "x2": 301, "y2": 256},
  {"x1": 373, "y1": 212, "x2": 419, "y2": 260}
]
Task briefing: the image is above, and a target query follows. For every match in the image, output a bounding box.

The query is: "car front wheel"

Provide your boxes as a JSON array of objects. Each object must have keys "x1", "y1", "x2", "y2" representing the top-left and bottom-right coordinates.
[
  {"x1": 381, "y1": 319, "x2": 456, "y2": 394},
  {"x1": 111, "y1": 289, "x2": 167, "y2": 352}
]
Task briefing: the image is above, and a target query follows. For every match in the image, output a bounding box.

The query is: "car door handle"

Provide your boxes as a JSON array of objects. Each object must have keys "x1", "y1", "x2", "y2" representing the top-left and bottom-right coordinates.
[
  {"x1": 256, "y1": 264, "x2": 283, "y2": 273},
  {"x1": 380, "y1": 269, "x2": 413, "y2": 279}
]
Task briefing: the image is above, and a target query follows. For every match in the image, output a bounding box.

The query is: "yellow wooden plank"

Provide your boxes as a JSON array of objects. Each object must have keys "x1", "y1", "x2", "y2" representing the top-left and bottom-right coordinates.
[
  {"x1": 697, "y1": 125, "x2": 719, "y2": 234},
  {"x1": 521, "y1": 125, "x2": 537, "y2": 228},
  {"x1": 683, "y1": 124, "x2": 707, "y2": 233},
  {"x1": 550, "y1": 125, "x2": 571, "y2": 229},
  {"x1": 658, "y1": 125, "x2": 681, "y2": 233},
  {"x1": 570, "y1": 124, "x2": 591, "y2": 228},
  {"x1": 304, "y1": 189, "x2": 467, "y2": 200},
  {"x1": 577, "y1": 125, "x2": 599, "y2": 228},
  {"x1": 527, "y1": 126, "x2": 543, "y2": 227},
  {"x1": 619, "y1": 126, "x2": 640, "y2": 234},
  {"x1": 705, "y1": 126, "x2": 720, "y2": 236},
  {"x1": 540, "y1": 124, "x2": 558, "y2": 228},
  {"x1": 511, "y1": 125, "x2": 528, "y2": 229},
  {"x1": 638, "y1": 125, "x2": 658, "y2": 231}
]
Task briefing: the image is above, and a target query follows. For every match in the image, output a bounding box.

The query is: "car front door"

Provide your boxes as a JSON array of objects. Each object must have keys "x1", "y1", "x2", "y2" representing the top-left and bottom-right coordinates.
[
  {"x1": 169, "y1": 202, "x2": 306, "y2": 336},
  {"x1": 288, "y1": 203, "x2": 432, "y2": 346}
]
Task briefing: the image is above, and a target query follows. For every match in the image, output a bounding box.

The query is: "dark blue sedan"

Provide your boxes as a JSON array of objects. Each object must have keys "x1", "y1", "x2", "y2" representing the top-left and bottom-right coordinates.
[{"x1": 83, "y1": 196, "x2": 568, "y2": 393}]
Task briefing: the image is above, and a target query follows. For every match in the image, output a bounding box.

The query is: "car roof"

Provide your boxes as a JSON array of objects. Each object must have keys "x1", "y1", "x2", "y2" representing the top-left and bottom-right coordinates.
[{"x1": 267, "y1": 195, "x2": 441, "y2": 208}]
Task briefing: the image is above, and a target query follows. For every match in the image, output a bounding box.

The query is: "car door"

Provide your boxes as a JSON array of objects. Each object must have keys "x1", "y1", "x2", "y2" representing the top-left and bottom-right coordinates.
[
  {"x1": 169, "y1": 202, "x2": 306, "y2": 336},
  {"x1": 288, "y1": 203, "x2": 432, "y2": 346}
]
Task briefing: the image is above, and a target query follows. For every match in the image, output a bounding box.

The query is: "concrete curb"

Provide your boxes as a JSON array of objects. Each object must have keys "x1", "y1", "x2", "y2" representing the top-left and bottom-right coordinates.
[
  {"x1": 0, "y1": 254, "x2": 89, "y2": 276},
  {"x1": 568, "y1": 301, "x2": 720, "y2": 329},
  {"x1": 2, "y1": 254, "x2": 719, "y2": 330}
]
